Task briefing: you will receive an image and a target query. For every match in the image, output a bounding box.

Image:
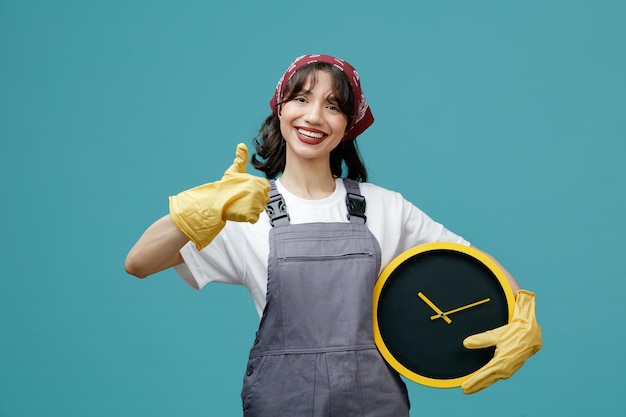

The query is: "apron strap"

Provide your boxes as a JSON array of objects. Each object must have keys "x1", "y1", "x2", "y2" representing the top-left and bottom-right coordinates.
[
  {"x1": 265, "y1": 180, "x2": 290, "y2": 226},
  {"x1": 343, "y1": 179, "x2": 367, "y2": 224}
]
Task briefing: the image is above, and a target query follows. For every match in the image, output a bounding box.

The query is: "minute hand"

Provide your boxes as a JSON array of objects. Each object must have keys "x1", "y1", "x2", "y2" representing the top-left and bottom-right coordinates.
[{"x1": 430, "y1": 298, "x2": 491, "y2": 321}]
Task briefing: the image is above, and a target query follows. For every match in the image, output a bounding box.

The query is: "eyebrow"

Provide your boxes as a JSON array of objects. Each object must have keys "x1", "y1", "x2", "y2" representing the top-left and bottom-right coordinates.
[
  {"x1": 326, "y1": 94, "x2": 340, "y2": 105},
  {"x1": 295, "y1": 89, "x2": 340, "y2": 103}
]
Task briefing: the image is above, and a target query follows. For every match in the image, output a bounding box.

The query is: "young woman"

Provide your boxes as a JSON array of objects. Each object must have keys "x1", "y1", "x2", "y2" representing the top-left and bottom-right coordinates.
[{"x1": 125, "y1": 54, "x2": 541, "y2": 416}]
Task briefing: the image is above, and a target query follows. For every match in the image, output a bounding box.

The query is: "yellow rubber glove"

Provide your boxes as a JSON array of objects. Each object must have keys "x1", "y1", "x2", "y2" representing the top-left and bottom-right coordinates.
[
  {"x1": 169, "y1": 143, "x2": 270, "y2": 250},
  {"x1": 461, "y1": 290, "x2": 542, "y2": 394}
]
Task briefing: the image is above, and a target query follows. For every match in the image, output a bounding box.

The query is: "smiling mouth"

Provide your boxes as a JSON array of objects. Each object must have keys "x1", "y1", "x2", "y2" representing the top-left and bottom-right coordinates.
[{"x1": 297, "y1": 128, "x2": 325, "y2": 140}]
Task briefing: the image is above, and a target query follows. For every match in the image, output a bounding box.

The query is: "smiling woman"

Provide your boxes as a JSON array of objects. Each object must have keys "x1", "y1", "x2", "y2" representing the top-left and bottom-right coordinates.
[
  {"x1": 252, "y1": 56, "x2": 371, "y2": 184},
  {"x1": 278, "y1": 70, "x2": 349, "y2": 190},
  {"x1": 125, "y1": 53, "x2": 541, "y2": 416}
]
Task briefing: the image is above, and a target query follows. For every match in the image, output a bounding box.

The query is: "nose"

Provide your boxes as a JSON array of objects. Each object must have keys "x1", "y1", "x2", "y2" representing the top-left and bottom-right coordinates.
[{"x1": 304, "y1": 103, "x2": 323, "y2": 125}]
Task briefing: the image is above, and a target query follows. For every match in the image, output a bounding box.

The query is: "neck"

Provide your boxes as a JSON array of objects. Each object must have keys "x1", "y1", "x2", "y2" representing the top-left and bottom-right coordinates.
[{"x1": 280, "y1": 163, "x2": 336, "y2": 200}]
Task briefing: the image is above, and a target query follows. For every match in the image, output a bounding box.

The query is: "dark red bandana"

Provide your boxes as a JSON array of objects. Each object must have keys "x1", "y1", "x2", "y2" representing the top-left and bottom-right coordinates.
[{"x1": 269, "y1": 54, "x2": 374, "y2": 141}]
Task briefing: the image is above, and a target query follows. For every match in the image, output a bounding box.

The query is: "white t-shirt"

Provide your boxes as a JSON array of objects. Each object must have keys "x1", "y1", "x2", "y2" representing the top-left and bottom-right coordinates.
[{"x1": 175, "y1": 178, "x2": 470, "y2": 318}]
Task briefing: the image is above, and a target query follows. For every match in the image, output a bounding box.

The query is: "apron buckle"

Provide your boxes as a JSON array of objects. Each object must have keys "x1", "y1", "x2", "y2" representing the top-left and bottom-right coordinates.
[
  {"x1": 266, "y1": 195, "x2": 290, "y2": 226},
  {"x1": 346, "y1": 193, "x2": 367, "y2": 223}
]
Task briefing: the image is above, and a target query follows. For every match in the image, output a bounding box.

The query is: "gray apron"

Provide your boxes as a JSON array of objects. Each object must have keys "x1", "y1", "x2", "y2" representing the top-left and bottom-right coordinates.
[{"x1": 241, "y1": 179, "x2": 410, "y2": 416}]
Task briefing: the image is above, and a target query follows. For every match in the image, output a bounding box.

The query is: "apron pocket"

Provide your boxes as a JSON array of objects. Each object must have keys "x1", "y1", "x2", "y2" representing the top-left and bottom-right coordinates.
[
  {"x1": 241, "y1": 355, "x2": 268, "y2": 415},
  {"x1": 241, "y1": 354, "x2": 316, "y2": 416}
]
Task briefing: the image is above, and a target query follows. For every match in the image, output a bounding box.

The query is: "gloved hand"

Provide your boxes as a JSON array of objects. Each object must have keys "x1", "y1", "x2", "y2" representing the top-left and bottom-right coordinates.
[
  {"x1": 461, "y1": 290, "x2": 542, "y2": 394},
  {"x1": 169, "y1": 143, "x2": 270, "y2": 250}
]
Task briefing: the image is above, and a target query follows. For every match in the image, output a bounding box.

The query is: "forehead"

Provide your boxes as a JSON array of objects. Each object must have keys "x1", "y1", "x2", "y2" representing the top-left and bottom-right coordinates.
[
  {"x1": 290, "y1": 71, "x2": 350, "y2": 104},
  {"x1": 300, "y1": 70, "x2": 336, "y2": 92}
]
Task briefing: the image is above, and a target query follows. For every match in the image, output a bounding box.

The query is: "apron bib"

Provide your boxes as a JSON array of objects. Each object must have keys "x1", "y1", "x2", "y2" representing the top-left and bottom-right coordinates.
[{"x1": 241, "y1": 180, "x2": 410, "y2": 416}]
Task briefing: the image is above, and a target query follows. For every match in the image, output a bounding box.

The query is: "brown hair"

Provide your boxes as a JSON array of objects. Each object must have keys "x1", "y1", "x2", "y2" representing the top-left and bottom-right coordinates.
[{"x1": 252, "y1": 63, "x2": 368, "y2": 181}]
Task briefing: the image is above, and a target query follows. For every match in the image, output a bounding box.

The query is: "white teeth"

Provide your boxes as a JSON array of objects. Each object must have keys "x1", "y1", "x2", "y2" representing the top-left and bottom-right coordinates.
[{"x1": 297, "y1": 128, "x2": 324, "y2": 139}]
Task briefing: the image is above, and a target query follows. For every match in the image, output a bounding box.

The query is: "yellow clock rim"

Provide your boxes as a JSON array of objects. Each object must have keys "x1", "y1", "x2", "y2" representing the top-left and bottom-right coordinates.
[{"x1": 372, "y1": 242, "x2": 516, "y2": 389}]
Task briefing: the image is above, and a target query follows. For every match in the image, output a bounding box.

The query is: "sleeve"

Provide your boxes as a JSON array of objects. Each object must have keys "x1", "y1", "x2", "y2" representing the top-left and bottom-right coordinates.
[
  {"x1": 400, "y1": 197, "x2": 470, "y2": 250},
  {"x1": 173, "y1": 222, "x2": 248, "y2": 290},
  {"x1": 360, "y1": 183, "x2": 470, "y2": 270}
]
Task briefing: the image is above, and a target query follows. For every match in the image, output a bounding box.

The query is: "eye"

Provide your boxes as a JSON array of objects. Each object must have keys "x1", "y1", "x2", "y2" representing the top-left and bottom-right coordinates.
[
  {"x1": 325, "y1": 95, "x2": 342, "y2": 113},
  {"x1": 293, "y1": 96, "x2": 307, "y2": 103}
]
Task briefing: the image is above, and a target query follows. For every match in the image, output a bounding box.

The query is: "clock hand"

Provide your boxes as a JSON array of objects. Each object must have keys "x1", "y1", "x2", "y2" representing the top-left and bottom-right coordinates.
[
  {"x1": 430, "y1": 298, "x2": 491, "y2": 321},
  {"x1": 417, "y1": 292, "x2": 452, "y2": 324}
]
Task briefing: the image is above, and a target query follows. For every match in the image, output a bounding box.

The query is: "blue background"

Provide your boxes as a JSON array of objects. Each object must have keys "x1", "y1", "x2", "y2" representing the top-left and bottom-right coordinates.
[{"x1": 1, "y1": 1, "x2": 624, "y2": 416}]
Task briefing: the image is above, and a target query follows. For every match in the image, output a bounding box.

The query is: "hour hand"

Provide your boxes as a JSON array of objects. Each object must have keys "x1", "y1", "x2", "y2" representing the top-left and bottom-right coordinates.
[{"x1": 417, "y1": 292, "x2": 452, "y2": 324}]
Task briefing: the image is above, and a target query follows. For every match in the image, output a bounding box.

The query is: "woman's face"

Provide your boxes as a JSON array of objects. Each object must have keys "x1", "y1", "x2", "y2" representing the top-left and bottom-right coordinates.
[{"x1": 279, "y1": 70, "x2": 349, "y2": 166}]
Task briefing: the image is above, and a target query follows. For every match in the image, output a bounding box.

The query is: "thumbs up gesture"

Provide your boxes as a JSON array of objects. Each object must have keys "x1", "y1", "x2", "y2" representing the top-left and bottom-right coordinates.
[
  {"x1": 220, "y1": 143, "x2": 271, "y2": 223},
  {"x1": 169, "y1": 144, "x2": 270, "y2": 250}
]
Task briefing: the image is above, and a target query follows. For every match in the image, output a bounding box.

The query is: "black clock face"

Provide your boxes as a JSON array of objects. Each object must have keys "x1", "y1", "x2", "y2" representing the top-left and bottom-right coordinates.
[{"x1": 373, "y1": 244, "x2": 514, "y2": 387}]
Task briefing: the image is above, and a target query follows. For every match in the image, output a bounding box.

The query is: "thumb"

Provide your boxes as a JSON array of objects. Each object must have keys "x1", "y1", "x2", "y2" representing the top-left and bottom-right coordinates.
[
  {"x1": 225, "y1": 143, "x2": 249, "y2": 175},
  {"x1": 463, "y1": 326, "x2": 506, "y2": 350}
]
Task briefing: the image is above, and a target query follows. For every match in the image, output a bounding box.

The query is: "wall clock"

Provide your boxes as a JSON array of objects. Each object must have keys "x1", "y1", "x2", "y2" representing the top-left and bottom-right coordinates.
[{"x1": 373, "y1": 242, "x2": 515, "y2": 388}]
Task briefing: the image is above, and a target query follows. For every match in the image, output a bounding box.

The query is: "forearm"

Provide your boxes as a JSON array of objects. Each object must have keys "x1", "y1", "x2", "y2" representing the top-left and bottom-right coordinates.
[
  {"x1": 125, "y1": 144, "x2": 268, "y2": 278},
  {"x1": 125, "y1": 215, "x2": 189, "y2": 278}
]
